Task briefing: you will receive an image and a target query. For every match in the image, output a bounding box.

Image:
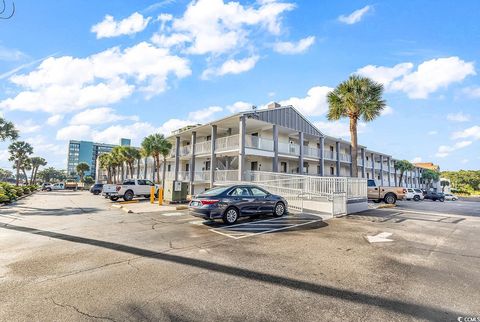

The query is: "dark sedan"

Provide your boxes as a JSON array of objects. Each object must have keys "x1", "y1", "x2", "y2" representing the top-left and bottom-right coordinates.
[
  {"x1": 424, "y1": 191, "x2": 445, "y2": 202},
  {"x1": 188, "y1": 185, "x2": 288, "y2": 224},
  {"x1": 89, "y1": 183, "x2": 104, "y2": 195}
]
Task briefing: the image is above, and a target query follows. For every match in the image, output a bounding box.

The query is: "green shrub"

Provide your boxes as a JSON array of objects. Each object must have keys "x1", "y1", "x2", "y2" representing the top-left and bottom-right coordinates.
[
  {"x1": 0, "y1": 192, "x2": 9, "y2": 203},
  {"x1": 13, "y1": 186, "x2": 24, "y2": 197},
  {"x1": 22, "y1": 187, "x2": 30, "y2": 194}
]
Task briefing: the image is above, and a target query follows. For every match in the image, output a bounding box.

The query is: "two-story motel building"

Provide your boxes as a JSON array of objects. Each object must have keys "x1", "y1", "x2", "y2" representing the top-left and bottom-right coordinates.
[{"x1": 103, "y1": 103, "x2": 430, "y2": 195}]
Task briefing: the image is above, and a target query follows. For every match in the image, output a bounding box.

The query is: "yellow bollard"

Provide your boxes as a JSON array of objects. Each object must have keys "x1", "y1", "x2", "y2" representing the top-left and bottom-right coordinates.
[
  {"x1": 150, "y1": 186, "x2": 155, "y2": 204},
  {"x1": 158, "y1": 188, "x2": 163, "y2": 206}
]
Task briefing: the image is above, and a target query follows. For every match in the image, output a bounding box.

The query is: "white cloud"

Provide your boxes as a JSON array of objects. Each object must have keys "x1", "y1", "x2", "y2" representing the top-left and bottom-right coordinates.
[
  {"x1": 92, "y1": 122, "x2": 157, "y2": 145},
  {"x1": 167, "y1": 0, "x2": 295, "y2": 55},
  {"x1": 315, "y1": 120, "x2": 367, "y2": 138},
  {"x1": 56, "y1": 125, "x2": 92, "y2": 141},
  {"x1": 452, "y1": 125, "x2": 480, "y2": 140},
  {"x1": 70, "y1": 107, "x2": 139, "y2": 125},
  {"x1": 0, "y1": 46, "x2": 27, "y2": 61},
  {"x1": 273, "y1": 36, "x2": 315, "y2": 54},
  {"x1": 279, "y1": 86, "x2": 333, "y2": 116},
  {"x1": 356, "y1": 57, "x2": 476, "y2": 99},
  {"x1": 461, "y1": 159, "x2": 469, "y2": 164},
  {"x1": 356, "y1": 63, "x2": 413, "y2": 86},
  {"x1": 202, "y1": 55, "x2": 259, "y2": 79},
  {"x1": 25, "y1": 135, "x2": 66, "y2": 157},
  {"x1": 446, "y1": 112, "x2": 470, "y2": 122},
  {"x1": 411, "y1": 157, "x2": 422, "y2": 163},
  {"x1": 46, "y1": 114, "x2": 64, "y2": 126},
  {"x1": 17, "y1": 119, "x2": 41, "y2": 133},
  {"x1": 227, "y1": 101, "x2": 254, "y2": 113},
  {"x1": 435, "y1": 140, "x2": 472, "y2": 158},
  {"x1": 338, "y1": 5, "x2": 371, "y2": 25},
  {"x1": 428, "y1": 130, "x2": 438, "y2": 135},
  {"x1": 158, "y1": 118, "x2": 194, "y2": 136},
  {"x1": 463, "y1": 86, "x2": 480, "y2": 98},
  {"x1": 381, "y1": 105, "x2": 394, "y2": 116},
  {"x1": 187, "y1": 106, "x2": 223, "y2": 122},
  {"x1": 0, "y1": 42, "x2": 191, "y2": 113},
  {"x1": 91, "y1": 12, "x2": 151, "y2": 38}
]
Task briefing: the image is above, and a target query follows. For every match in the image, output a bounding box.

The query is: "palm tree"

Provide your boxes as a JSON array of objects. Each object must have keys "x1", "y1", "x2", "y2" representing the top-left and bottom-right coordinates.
[
  {"x1": 394, "y1": 160, "x2": 414, "y2": 187},
  {"x1": 99, "y1": 153, "x2": 113, "y2": 183},
  {"x1": 119, "y1": 146, "x2": 141, "y2": 178},
  {"x1": 8, "y1": 141, "x2": 33, "y2": 185},
  {"x1": 111, "y1": 147, "x2": 126, "y2": 183},
  {"x1": 141, "y1": 134, "x2": 172, "y2": 185},
  {"x1": 0, "y1": 117, "x2": 18, "y2": 142},
  {"x1": 76, "y1": 162, "x2": 90, "y2": 183},
  {"x1": 29, "y1": 157, "x2": 47, "y2": 184},
  {"x1": 327, "y1": 75, "x2": 386, "y2": 178},
  {"x1": 422, "y1": 169, "x2": 440, "y2": 191}
]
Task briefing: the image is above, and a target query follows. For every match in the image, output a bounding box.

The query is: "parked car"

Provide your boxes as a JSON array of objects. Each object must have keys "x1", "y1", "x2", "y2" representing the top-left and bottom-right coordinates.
[
  {"x1": 367, "y1": 179, "x2": 406, "y2": 204},
  {"x1": 444, "y1": 193, "x2": 459, "y2": 201},
  {"x1": 102, "y1": 179, "x2": 159, "y2": 201},
  {"x1": 89, "y1": 183, "x2": 104, "y2": 195},
  {"x1": 43, "y1": 183, "x2": 65, "y2": 191},
  {"x1": 424, "y1": 191, "x2": 445, "y2": 202},
  {"x1": 64, "y1": 179, "x2": 78, "y2": 190},
  {"x1": 188, "y1": 185, "x2": 288, "y2": 224},
  {"x1": 405, "y1": 188, "x2": 424, "y2": 201}
]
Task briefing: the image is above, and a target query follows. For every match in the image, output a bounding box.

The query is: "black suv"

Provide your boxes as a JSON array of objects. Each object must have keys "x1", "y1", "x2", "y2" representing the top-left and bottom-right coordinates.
[
  {"x1": 424, "y1": 191, "x2": 445, "y2": 202},
  {"x1": 89, "y1": 183, "x2": 103, "y2": 195}
]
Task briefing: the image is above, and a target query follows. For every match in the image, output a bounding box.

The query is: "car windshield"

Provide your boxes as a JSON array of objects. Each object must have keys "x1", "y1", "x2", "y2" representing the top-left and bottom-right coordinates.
[{"x1": 198, "y1": 186, "x2": 230, "y2": 196}]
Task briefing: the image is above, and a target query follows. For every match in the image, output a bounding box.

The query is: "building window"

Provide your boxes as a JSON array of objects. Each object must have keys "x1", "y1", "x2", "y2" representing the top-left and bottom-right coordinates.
[
  {"x1": 205, "y1": 161, "x2": 211, "y2": 170},
  {"x1": 280, "y1": 162, "x2": 287, "y2": 173},
  {"x1": 167, "y1": 164, "x2": 171, "y2": 172},
  {"x1": 185, "y1": 163, "x2": 189, "y2": 172},
  {"x1": 330, "y1": 166, "x2": 334, "y2": 175}
]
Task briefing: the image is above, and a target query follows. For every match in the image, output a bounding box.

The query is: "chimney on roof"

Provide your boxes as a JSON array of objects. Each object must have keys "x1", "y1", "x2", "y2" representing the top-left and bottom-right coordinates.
[{"x1": 268, "y1": 102, "x2": 281, "y2": 109}]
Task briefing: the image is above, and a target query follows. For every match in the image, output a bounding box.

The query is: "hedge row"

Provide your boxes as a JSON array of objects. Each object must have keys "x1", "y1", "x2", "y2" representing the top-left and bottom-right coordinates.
[{"x1": 0, "y1": 182, "x2": 38, "y2": 204}]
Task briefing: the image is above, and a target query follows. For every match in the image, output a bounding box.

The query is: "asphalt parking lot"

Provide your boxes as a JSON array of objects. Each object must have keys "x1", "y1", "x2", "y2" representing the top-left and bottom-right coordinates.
[
  {"x1": 1, "y1": 191, "x2": 479, "y2": 321},
  {"x1": 395, "y1": 198, "x2": 480, "y2": 217}
]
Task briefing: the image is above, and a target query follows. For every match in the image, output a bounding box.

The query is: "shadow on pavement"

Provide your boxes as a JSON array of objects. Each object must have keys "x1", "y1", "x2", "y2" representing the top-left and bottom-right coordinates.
[
  {"x1": 0, "y1": 205, "x2": 103, "y2": 216},
  {"x1": 0, "y1": 222, "x2": 461, "y2": 321}
]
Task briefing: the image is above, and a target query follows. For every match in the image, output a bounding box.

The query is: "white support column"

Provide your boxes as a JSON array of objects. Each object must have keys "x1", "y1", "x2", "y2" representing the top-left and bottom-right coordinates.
[
  {"x1": 238, "y1": 116, "x2": 246, "y2": 181},
  {"x1": 361, "y1": 148, "x2": 366, "y2": 178},
  {"x1": 380, "y1": 155, "x2": 384, "y2": 185},
  {"x1": 387, "y1": 157, "x2": 391, "y2": 186},
  {"x1": 272, "y1": 125, "x2": 278, "y2": 172},
  {"x1": 371, "y1": 153, "x2": 375, "y2": 180},
  {"x1": 336, "y1": 141, "x2": 340, "y2": 177},
  {"x1": 299, "y1": 132, "x2": 304, "y2": 175},
  {"x1": 349, "y1": 145, "x2": 353, "y2": 177},
  {"x1": 189, "y1": 131, "x2": 196, "y2": 194},
  {"x1": 174, "y1": 136, "x2": 180, "y2": 181},
  {"x1": 209, "y1": 125, "x2": 217, "y2": 187},
  {"x1": 319, "y1": 137, "x2": 325, "y2": 176},
  {"x1": 394, "y1": 161, "x2": 398, "y2": 186}
]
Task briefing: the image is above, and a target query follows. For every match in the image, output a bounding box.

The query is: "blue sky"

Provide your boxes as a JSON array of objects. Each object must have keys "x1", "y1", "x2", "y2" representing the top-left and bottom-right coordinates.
[{"x1": 0, "y1": 0, "x2": 479, "y2": 171}]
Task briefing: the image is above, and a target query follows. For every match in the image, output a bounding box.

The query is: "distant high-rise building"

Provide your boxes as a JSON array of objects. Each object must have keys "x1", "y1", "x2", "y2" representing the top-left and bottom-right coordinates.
[{"x1": 67, "y1": 138, "x2": 131, "y2": 179}]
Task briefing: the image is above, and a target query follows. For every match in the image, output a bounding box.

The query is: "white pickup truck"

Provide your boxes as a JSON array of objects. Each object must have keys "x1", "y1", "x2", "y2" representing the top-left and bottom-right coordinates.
[{"x1": 102, "y1": 179, "x2": 159, "y2": 201}]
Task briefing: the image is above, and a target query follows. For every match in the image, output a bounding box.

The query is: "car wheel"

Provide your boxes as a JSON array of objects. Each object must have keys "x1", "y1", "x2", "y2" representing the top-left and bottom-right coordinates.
[
  {"x1": 46, "y1": 188, "x2": 52, "y2": 191},
  {"x1": 93, "y1": 191, "x2": 100, "y2": 195},
  {"x1": 439, "y1": 197, "x2": 445, "y2": 202},
  {"x1": 110, "y1": 196, "x2": 119, "y2": 201},
  {"x1": 372, "y1": 200, "x2": 381, "y2": 203},
  {"x1": 223, "y1": 207, "x2": 239, "y2": 225},
  {"x1": 384, "y1": 193, "x2": 397, "y2": 205},
  {"x1": 124, "y1": 190, "x2": 134, "y2": 201},
  {"x1": 273, "y1": 202, "x2": 286, "y2": 217},
  {"x1": 432, "y1": 199, "x2": 436, "y2": 202},
  {"x1": 413, "y1": 195, "x2": 420, "y2": 202}
]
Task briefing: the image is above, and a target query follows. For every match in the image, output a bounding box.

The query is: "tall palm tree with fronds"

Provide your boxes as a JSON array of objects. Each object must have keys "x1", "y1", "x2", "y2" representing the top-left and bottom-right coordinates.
[
  {"x1": 327, "y1": 75, "x2": 386, "y2": 178},
  {"x1": 111, "y1": 147, "x2": 126, "y2": 183},
  {"x1": 8, "y1": 141, "x2": 33, "y2": 185},
  {"x1": 141, "y1": 134, "x2": 172, "y2": 186},
  {"x1": 0, "y1": 117, "x2": 18, "y2": 142},
  {"x1": 99, "y1": 153, "x2": 113, "y2": 183},
  {"x1": 76, "y1": 162, "x2": 90, "y2": 183},
  {"x1": 394, "y1": 160, "x2": 414, "y2": 187},
  {"x1": 30, "y1": 157, "x2": 47, "y2": 184},
  {"x1": 119, "y1": 146, "x2": 141, "y2": 178}
]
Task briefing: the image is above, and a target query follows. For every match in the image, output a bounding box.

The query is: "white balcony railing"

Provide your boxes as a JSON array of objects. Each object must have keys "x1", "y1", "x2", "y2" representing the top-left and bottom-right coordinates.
[
  {"x1": 246, "y1": 136, "x2": 274, "y2": 151},
  {"x1": 215, "y1": 134, "x2": 239, "y2": 152},
  {"x1": 177, "y1": 171, "x2": 190, "y2": 181},
  {"x1": 304, "y1": 146, "x2": 320, "y2": 158},
  {"x1": 324, "y1": 150, "x2": 336, "y2": 160},
  {"x1": 195, "y1": 141, "x2": 212, "y2": 155},
  {"x1": 339, "y1": 153, "x2": 352, "y2": 163},
  {"x1": 214, "y1": 170, "x2": 239, "y2": 182},
  {"x1": 179, "y1": 145, "x2": 191, "y2": 156},
  {"x1": 279, "y1": 142, "x2": 300, "y2": 155},
  {"x1": 194, "y1": 171, "x2": 211, "y2": 182}
]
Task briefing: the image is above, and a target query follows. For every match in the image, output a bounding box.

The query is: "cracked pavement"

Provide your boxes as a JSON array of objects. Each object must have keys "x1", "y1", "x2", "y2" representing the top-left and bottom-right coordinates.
[{"x1": 1, "y1": 190, "x2": 479, "y2": 321}]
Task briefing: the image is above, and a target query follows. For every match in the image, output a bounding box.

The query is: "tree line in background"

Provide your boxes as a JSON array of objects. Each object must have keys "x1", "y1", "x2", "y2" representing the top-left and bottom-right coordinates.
[
  {"x1": 441, "y1": 170, "x2": 480, "y2": 195},
  {"x1": 98, "y1": 134, "x2": 172, "y2": 188},
  {"x1": 0, "y1": 116, "x2": 54, "y2": 185}
]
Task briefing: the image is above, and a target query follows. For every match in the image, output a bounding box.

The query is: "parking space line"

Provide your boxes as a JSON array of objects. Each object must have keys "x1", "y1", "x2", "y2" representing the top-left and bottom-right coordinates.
[{"x1": 234, "y1": 220, "x2": 321, "y2": 239}]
